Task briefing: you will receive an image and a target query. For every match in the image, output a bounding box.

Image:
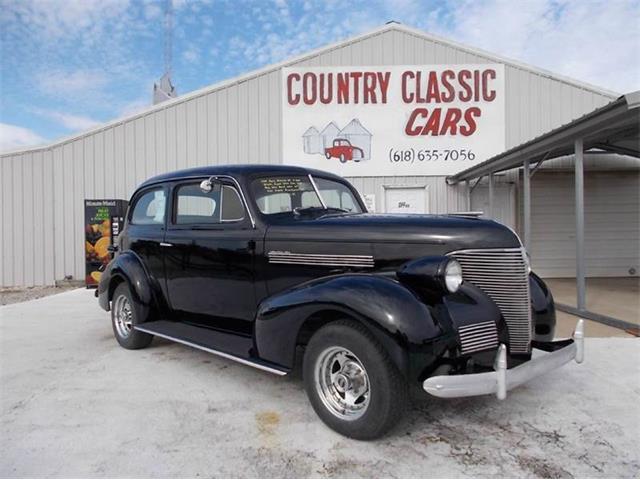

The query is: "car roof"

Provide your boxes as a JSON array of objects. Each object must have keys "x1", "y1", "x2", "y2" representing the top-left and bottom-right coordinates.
[{"x1": 137, "y1": 164, "x2": 347, "y2": 190}]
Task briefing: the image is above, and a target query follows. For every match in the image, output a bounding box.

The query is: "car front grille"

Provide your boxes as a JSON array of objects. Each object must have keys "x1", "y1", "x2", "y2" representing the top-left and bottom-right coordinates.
[
  {"x1": 457, "y1": 321, "x2": 499, "y2": 355},
  {"x1": 449, "y1": 248, "x2": 532, "y2": 354}
]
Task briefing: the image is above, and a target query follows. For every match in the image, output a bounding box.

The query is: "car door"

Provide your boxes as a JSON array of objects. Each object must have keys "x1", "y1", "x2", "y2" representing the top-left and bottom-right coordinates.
[
  {"x1": 163, "y1": 179, "x2": 257, "y2": 335},
  {"x1": 123, "y1": 185, "x2": 169, "y2": 304}
]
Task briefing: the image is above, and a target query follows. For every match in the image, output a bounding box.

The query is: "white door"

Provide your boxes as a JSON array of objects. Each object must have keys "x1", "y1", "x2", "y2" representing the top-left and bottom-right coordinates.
[
  {"x1": 530, "y1": 171, "x2": 639, "y2": 278},
  {"x1": 384, "y1": 187, "x2": 429, "y2": 214}
]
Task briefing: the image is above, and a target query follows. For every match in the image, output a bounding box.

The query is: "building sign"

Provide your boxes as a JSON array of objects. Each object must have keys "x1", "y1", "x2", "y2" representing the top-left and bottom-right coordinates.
[{"x1": 282, "y1": 65, "x2": 505, "y2": 176}]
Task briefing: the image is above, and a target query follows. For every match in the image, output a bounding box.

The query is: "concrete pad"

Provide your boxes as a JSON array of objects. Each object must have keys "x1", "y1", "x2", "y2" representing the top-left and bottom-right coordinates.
[
  {"x1": 555, "y1": 311, "x2": 634, "y2": 338},
  {"x1": 546, "y1": 277, "x2": 640, "y2": 326},
  {"x1": 1, "y1": 289, "x2": 639, "y2": 478}
]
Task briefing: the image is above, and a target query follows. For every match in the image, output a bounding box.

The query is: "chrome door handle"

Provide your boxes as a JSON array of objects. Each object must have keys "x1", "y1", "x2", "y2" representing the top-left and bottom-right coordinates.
[{"x1": 160, "y1": 242, "x2": 173, "y2": 247}]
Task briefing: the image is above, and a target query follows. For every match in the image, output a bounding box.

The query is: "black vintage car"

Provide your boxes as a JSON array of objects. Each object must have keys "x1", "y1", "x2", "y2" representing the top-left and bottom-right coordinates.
[{"x1": 98, "y1": 164, "x2": 584, "y2": 439}]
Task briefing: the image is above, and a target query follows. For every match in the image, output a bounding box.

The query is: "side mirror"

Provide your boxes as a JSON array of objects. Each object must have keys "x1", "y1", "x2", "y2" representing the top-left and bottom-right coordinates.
[
  {"x1": 200, "y1": 178, "x2": 214, "y2": 193},
  {"x1": 200, "y1": 176, "x2": 222, "y2": 193}
]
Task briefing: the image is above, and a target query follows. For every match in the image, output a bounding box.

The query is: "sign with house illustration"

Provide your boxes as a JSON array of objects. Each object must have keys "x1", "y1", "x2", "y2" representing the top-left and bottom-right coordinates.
[
  {"x1": 282, "y1": 64, "x2": 506, "y2": 176},
  {"x1": 303, "y1": 119, "x2": 372, "y2": 162}
]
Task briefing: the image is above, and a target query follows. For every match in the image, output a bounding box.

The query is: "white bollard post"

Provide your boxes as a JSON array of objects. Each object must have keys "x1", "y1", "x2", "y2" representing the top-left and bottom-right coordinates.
[
  {"x1": 574, "y1": 319, "x2": 585, "y2": 364},
  {"x1": 494, "y1": 344, "x2": 507, "y2": 400}
]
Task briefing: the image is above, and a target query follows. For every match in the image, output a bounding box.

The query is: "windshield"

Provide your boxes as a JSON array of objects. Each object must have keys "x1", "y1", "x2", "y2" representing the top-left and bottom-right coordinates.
[{"x1": 251, "y1": 175, "x2": 364, "y2": 215}]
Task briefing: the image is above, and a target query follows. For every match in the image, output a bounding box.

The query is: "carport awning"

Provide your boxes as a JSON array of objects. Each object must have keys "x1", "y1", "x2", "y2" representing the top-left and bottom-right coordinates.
[{"x1": 447, "y1": 90, "x2": 640, "y2": 184}]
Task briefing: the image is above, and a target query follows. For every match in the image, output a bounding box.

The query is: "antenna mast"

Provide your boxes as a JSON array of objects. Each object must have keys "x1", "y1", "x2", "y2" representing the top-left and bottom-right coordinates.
[
  {"x1": 153, "y1": 0, "x2": 177, "y2": 104},
  {"x1": 164, "y1": 0, "x2": 173, "y2": 79}
]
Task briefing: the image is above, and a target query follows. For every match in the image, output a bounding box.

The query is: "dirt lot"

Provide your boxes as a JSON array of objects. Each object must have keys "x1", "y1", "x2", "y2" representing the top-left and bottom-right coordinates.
[
  {"x1": 1, "y1": 289, "x2": 639, "y2": 478},
  {"x1": 0, "y1": 285, "x2": 79, "y2": 306}
]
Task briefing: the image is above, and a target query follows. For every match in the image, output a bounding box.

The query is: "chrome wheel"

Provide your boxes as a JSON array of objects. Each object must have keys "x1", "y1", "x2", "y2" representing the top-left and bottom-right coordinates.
[
  {"x1": 113, "y1": 294, "x2": 133, "y2": 338},
  {"x1": 314, "y1": 346, "x2": 370, "y2": 420}
]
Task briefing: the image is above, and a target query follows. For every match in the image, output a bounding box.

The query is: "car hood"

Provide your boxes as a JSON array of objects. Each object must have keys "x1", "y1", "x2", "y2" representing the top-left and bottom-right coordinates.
[{"x1": 265, "y1": 213, "x2": 521, "y2": 253}]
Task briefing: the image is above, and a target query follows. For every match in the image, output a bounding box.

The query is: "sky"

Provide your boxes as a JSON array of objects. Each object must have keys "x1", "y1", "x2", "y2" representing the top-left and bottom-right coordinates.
[{"x1": 0, "y1": 0, "x2": 638, "y2": 152}]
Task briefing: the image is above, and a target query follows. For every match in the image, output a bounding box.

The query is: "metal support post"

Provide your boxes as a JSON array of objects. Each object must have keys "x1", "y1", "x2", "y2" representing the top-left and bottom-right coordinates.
[
  {"x1": 575, "y1": 138, "x2": 586, "y2": 310},
  {"x1": 523, "y1": 160, "x2": 531, "y2": 251},
  {"x1": 488, "y1": 173, "x2": 494, "y2": 219}
]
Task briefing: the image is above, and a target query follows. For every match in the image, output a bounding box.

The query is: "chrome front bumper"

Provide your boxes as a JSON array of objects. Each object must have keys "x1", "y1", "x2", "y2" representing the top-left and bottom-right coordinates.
[{"x1": 423, "y1": 319, "x2": 585, "y2": 399}]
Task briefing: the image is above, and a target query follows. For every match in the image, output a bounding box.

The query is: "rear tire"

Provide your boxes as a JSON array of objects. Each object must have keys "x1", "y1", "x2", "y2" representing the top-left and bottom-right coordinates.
[
  {"x1": 303, "y1": 320, "x2": 408, "y2": 440},
  {"x1": 111, "y1": 283, "x2": 153, "y2": 350},
  {"x1": 339, "y1": 154, "x2": 347, "y2": 163},
  {"x1": 325, "y1": 152, "x2": 331, "y2": 159}
]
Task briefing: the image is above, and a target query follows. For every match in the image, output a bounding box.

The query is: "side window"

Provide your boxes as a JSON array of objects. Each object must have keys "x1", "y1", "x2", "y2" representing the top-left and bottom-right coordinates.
[
  {"x1": 221, "y1": 185, "x2": 245, "y2": 222},
  {"x1": 130, "y1": 188, "x2": 166, "y2": 226},
  {"x1": 174, "y1": 182, "x2": 245, "y2": 225},
  {"x1": 175, "y1": 183, "x2": 220, "y2": 224}
]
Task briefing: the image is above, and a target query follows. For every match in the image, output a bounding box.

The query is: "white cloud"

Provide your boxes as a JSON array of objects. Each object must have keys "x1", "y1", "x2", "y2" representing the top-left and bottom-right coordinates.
[
  {"x1": 118, "y1": 98, "x2": 151, "y2": 118},
  {"x1": 423, "y1": 0, "x2": 639, "y2": 93},
  {"x1": 31, "y1": 109, "x2": 102, "y2": 131},
  {"x1": 183, "y1": 47, "x2": 200, "y2": 63},
  {"x1": 1, "y1": 0, "x2": 131, "y2": 40},
  {"x1": 0, "y1": 123, "x2": 46, "y2": 152},
  {"x1": 144, "y1": 2, "x2": 163, "y2": 20},
  {"x1": 35, "y1": 70, "x2": 110, "y2": 98}
]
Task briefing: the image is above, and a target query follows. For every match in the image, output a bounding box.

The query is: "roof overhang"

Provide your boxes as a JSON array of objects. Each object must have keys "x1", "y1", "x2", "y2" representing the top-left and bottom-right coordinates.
[{"x1": 447, "y1": 90, "x2": 640, "y2": 184}]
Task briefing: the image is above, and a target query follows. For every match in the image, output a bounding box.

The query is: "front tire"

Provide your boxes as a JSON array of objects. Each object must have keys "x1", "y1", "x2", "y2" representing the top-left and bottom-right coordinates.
[
  {"x1": 303, "y1": 320, "x2": 408, "y2": 440},
  {"x1": 111, "y1": 283, "x2": 153, "y2": 350},
  {"x1": 339, "y1": 153, "x2": 347, "y2": 163}
]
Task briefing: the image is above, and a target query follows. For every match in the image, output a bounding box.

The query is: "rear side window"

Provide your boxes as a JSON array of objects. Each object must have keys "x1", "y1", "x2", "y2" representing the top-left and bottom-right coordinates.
[
  {"x1": 175, "y1": 182, "x2": 245, "y2": 225},
  {"x1": 130, "y1": 188, "x2": 166, "y2": 225}
]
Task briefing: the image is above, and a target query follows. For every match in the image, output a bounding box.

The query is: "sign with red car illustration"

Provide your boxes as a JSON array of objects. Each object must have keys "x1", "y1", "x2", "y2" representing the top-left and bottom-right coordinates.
[{"x1": 282, "y1": 65, "x2": 505, "y2": 176}]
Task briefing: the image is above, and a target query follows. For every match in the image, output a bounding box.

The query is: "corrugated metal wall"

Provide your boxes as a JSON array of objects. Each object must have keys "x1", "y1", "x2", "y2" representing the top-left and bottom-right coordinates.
[{"x1": 0, "y1": 26, "x2": 615, "y2": 286}]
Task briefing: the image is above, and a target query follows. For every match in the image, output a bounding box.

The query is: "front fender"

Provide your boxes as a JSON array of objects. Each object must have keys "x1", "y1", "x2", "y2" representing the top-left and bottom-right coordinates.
[
  {"x1": 530, "y1": 272, "x2": 556, "y2": 341},
  {"x1": 255, "y1": 274, "x2": 448, "y2": 377},
  {"x1": 97, "y1": 251, "x2": 154, "y2": 311}
]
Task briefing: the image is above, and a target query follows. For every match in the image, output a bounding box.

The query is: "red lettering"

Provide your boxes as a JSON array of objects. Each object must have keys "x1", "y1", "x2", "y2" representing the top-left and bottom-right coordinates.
[
  {"x1": 422, "y1": 108, "x2": 442, "y2": 136},
  {"x1": 482, "y1": 69, "x2": 496, "y2": 101},
  {"x1": 377, "y1": 72, "x2": 391, "y2": 103},
  {"x1": 287, "y1": 73, "x2": 300, "y2": 105},
  {"x1": 440, "y1": 70, "x2": 455, "y2": 102},
  {"x1": 302, "y1": 72, "x2": 316, "y2": 105},
  {"x1": 405, "y1": 108, "x2": 428, "y2": 136},
  {"x1": 458, "y1": 70, "x2": 472, "y2": 102},
  {"x1": 439, "y1": 108, "x2": 462, "y2": 135},
  {"x1": 426, "y1": 71, "x2": 441, "y2": 103},
  {"x1": 473, "y1": 70, "x2": 480, "y2": 102},
  {"x1": 402, "y1": 71, "x2": 415, "y2": 103},
  {"x1": 415, "y1": 71, "x2": 425, "y2": 103},
  {"x1": 461, "y1": 107, "x2": 481, "y2": 136},
  {"x1": 337, "y1": 73, "x2": 349, "y2": 104},
  {"x1": 351, "y1": 71, "x2": 362, "y2": 103},
  {"x1": 319, "y1": 73, "x2": 333, "y2": 104},
  {"x1": 363, "y1": 72, "x2": 376, "y2": 104}
]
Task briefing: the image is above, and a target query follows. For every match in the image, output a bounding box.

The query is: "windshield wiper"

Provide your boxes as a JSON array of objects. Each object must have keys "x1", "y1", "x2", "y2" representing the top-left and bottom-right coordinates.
[{"x1": 293, "y1": 206, "x2": 349, "y2": 216}]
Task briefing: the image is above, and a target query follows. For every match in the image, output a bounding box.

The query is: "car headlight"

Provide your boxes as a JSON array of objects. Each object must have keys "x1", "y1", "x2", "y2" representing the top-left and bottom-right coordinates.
[{"x1": 444, "y1": 259, "x2": 463, "y2": 293}]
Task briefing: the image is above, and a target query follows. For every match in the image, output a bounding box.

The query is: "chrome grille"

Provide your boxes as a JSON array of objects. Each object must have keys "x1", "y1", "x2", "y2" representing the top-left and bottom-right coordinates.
[
  {"x1": 450, "y1": 248, "x2": 532, "y2": 354},
  {"x1": 458, "y1": 321, "x2": 499, "y2": 355}
]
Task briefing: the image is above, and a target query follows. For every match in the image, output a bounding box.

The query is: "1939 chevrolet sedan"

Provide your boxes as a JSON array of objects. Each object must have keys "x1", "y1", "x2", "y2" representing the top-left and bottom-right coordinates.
[{"x1": 98, "y1": 164, "x2": 584, "y2": 439}]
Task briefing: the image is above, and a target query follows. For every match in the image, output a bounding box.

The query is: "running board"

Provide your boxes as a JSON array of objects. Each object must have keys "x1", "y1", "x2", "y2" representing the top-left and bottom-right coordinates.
[{"x1": 134, "y1": 320, "x2": 288, "y2": 376}]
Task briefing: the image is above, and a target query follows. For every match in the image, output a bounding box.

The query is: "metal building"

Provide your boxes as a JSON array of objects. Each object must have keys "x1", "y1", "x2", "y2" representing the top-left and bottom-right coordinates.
[{"x1": 0, "y1": 23, "x2": 631, "y2": 288}]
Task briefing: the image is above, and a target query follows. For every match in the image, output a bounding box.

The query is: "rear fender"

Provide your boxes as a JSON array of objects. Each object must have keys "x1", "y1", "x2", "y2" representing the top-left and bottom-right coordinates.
[
  {"x1": 98, "y1": 251, "x2": 154, "y2": 310},
  {"x1": 254, "y1": 274, "x2": 444, "y2": 376}
]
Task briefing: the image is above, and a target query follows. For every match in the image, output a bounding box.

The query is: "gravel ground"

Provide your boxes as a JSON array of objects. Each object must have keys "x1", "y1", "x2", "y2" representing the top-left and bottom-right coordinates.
[
  {"x1": 0, "y1": 285, "x2": 80, "y2": 306},
  {"x1": 1, "y1": 289, "x2": 639, "y2": 478}
]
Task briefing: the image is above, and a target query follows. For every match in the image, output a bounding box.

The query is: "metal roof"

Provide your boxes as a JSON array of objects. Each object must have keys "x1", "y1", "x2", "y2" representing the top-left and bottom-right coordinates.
[
  {"x1": 447, "y1": 91, "x2": 640, "y2": 184},
  {"x1": 1, "y1": 23, "x2": 617, "y2": 158}
]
